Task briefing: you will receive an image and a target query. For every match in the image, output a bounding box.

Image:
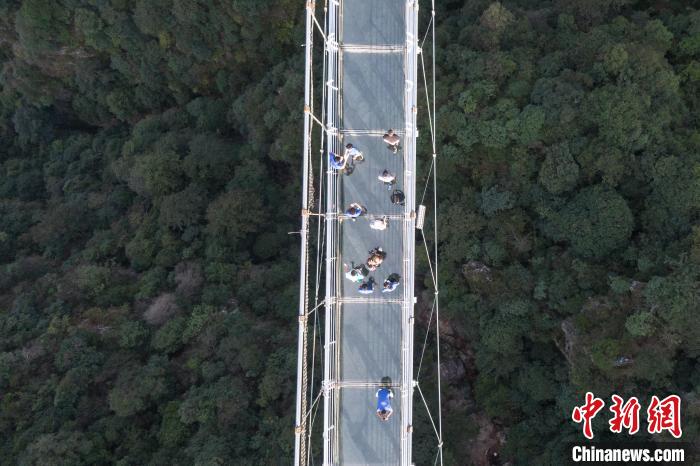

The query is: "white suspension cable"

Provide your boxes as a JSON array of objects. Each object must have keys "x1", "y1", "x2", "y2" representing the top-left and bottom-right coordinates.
[
  {"x1": 419, "y1": 157, "x2": 434, "y2": 206},
  {"x1": 420, "y1": 14, "x2": 433, "y2": 50},
  {"x1": 416, "y1": 383, "x2": 441, "y2": 443},
  {"x1": 312, "y1": 13, "x2": 326, "y2": 41},
  {"x1": 419, "y1": 51, "x2": 435, "y2": 154},
  {"x1": 430, "y1": 3, "x2": 444, "y2": 464},
  {"x1": 416, "y1": 299, "x2": 436, "y2": 379},
  {"x1": 305, "y1": 390, "x2": 324, "y2": 422},
  {"x1": 420, "y1": 228, "x2": 437, "y2": 289},
  {"x1": 417, "y1": 2, "x2": 444, "y2": 464}
]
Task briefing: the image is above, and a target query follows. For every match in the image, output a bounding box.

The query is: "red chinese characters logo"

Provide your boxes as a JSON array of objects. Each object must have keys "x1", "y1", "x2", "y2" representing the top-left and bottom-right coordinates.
[
  {"x1": 647, "y1": 395, "x2": 682, "y2": 438},
  {"x1": 572, "y1": 393, "x2": 682, "y2": 439},
  {"x1": 572, "y1": 392, "x2": 605, "y2": 440},
  {"x1": 609, "y1": 394, "x2": 640, "y2": 435}
]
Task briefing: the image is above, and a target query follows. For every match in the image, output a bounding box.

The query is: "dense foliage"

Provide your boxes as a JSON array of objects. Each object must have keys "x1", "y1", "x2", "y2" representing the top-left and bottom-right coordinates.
[
  {"x1": 0, "y1": 0, "x2": 698, "y2": 464},
  {"x1": 430, "y1": 0, "x2": 700, "y2": 462}
]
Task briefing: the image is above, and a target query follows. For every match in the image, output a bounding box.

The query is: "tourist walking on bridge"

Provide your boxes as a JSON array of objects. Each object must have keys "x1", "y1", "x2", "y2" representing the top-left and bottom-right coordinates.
[
  {"x1": 383, "y1": 129, "x2": 400, "y2": 153},
  {"x1": 344, "y1": 262, "x2": 368, "y2": 283},
  {"x1": 345, "y1": 203, "x2": 366, "y2": 221},
  {"x1": 390, "y1": 189, "x2": 405, "y2": 206},
  {"x1": 329, "y1": 151, "x2": 346, "y2": 170},
  {"x1": 369, "y1": 216, "x2": 389, "y2": 230},
  {"x1": 366, "y1": 247, "x2": 386, "y2": 271},
  {"x1": 343, "y1": 143, "x2": 364, "y2": 163},
  {"x1": 358, "y1": 277, "x2": 375, "y2": 294},
  {"x1": 376, "y1": 387, "x2": 394, "y2": 421},
  {"x1": 378, "y1": 169, "x2": 396, "y2": 190},
  {"x1": 382, "y1": 274, "x2": 400, "y2": 293}
]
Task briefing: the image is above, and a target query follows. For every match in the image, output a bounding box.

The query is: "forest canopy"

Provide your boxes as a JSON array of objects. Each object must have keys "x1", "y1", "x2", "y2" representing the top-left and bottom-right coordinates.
[{"x1": 0, "y1": 0, "x2": 699, "y2": 465}]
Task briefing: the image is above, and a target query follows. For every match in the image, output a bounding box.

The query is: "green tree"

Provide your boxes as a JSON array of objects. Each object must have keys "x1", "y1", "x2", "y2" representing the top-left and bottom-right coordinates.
[
  {"x1": 517, "y1": 105, "x2": 545, "y2": 145},
  {"x1": 584, "y1": 85, "x2": 650, "y2": 151},
  {"x1": 546, "y1": 186, "x2": 634, "y2": 258},
  {"x1": 206, "y1": 189, "x2": 267, "y2": 245},
  {"x1": 108, "y1": 356, "x2": 170, "y2": 417},
  {"x1": 625, "y1": 311, "x2": 655, "y2": 337},
  {"x1": 480, "y1": 186, "x2": 514, "y2": 217},
  {"x1": 158, "y1": 184, "x2": 206, "y2": 230},
  {"x1": 538, "y1": 143, "x2": 579, "y2": 194}
]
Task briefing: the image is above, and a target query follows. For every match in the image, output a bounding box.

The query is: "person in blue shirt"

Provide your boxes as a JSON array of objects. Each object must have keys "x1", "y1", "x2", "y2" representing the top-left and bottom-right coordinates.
[
  {"x1": 344, "y1": 203, "x2": 366, "y2": 221},
  {"x1": 376, "y1": 387, "x2": 394, "y2": 421},
  {"x1": 329, "y1": 151, "x2": 346, "y2": 170},
  {"x1": 358, "y1": 277, "x2": 375, "y2": 294},
  {"x1": 382, "y1": 273, "x2": 400, "y2": 293}
]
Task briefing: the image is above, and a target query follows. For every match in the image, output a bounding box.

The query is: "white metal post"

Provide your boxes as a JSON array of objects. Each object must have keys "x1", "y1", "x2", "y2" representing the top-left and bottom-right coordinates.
[
  {"x1": 401, "y1": 1, "x2": 419, "y2": 464},
  {"x1": 323, "y1": 0, "x2": 340, "y2": 463}
]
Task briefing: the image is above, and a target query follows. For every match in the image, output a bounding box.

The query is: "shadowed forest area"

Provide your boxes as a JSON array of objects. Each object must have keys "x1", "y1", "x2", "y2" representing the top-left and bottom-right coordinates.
[{"x1": 0, "y1": 0, "x2": 699, "y2": 465}]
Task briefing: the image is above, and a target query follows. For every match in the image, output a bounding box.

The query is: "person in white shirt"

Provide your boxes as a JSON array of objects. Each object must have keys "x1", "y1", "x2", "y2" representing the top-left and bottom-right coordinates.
[
  {"x1": 343, "y1": 143, "x2": 363, "y2": 162},
  {"x1": 378, "y1": 169, "x2": 396, "y2": 190},
  {"x1": 344, "y1": 262, "x2": 368, "y2": 283},
  {"x1": 369, "y1": 216, "x2": 388, "y2": 231}
]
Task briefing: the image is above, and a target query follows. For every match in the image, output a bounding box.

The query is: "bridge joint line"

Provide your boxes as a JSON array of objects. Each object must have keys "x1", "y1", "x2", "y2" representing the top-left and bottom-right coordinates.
[
  {"x1": 324, "y1": 381, "x2": 404, "y2": 390},
  {"x1": 337, "y1": 297, "x2": 408, "y2": 305},
  {"x1": 340, "y1": 129, "x2": 406, "y2": 136},
  {"x1": 339, "y1": 213, "x2": 405, "y2": 220},
  {"x1": 341, "y1": 44, "x2": 405, "y2": 53}
]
